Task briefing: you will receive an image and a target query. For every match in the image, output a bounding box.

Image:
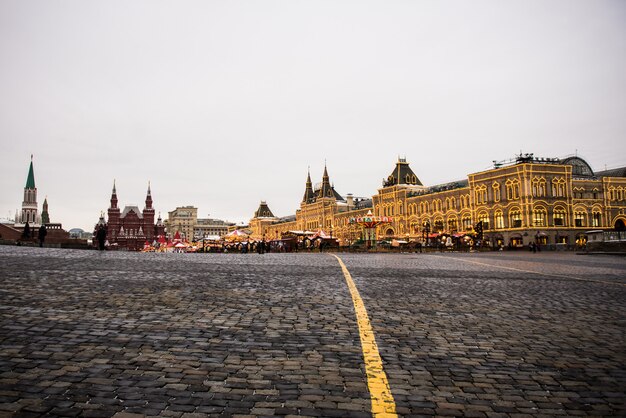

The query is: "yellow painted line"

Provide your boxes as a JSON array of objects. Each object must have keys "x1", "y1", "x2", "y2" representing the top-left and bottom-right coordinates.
[
  {"x1": 331, "y1": 254, "x2": 397, "y2": 417},
  {"x1": 447, "y1": 256, "x2": 626, "y2": 287}
]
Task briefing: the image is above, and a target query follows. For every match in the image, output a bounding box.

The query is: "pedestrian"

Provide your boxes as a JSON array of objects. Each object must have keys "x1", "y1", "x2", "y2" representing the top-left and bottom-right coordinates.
[
  {"x1": 96, "y1": 225, "x2": 107, "y2": 251},
  {"x1": 38, "y1": 224, "x2": 47, "y2": 247},
  {"x1": 22, "y1": 222, "x2": 31, "y2": 240}
]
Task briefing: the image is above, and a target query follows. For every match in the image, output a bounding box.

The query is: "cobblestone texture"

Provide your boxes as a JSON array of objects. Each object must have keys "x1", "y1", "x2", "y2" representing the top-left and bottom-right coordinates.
[{"x1": 0, "y1": 247, "x2": 624, "y2": 417}]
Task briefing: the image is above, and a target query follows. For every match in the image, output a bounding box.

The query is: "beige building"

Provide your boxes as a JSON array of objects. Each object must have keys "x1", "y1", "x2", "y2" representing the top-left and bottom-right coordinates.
[
  {"x1": 165, "y1": 206, "x2": 235, "y2": 240},
  {"x1": 165, "y1": 206, "x2": 197, "y2": 240},
  {"x1": 250, "y1": 155, "x2": 626, "y2": 248}
]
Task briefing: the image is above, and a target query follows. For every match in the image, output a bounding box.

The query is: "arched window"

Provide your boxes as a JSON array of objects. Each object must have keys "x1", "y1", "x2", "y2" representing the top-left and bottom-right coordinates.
[
  {"x1": 510, "y1": 210, "x2": 522, "y2": 228},
  {"x1": 592, "y1": 211, "x2": 602, "y2": 227},
  {"x1": 462, "y1": 214, "x2": 472, "y2": 230},
  {"x1": 492, "y1": 182, "x2": 501, "y2": 202},
  {"x1": 532, "y1": 208, "x2": 546, "y2": 227},
  {"x1": 494, "y1": 210, "x2": 505, "y2": 229},
  {"x1": 552, "y1": 178, "x2": 566, "y2": 197},
  {"x1": 574, "y1": 211, "x2": 586, "y2": 227},
  {"x1": 475, "y1": 185, "x2": 487, "y2": 204},
  {"x1": 506, "y1": 179, "x2": 520, "y2": 200},
  {"x1": 477, "y1": 212, "x2": 490, "y2": 230},
  {"x1": 553, "y1": 208, "x2": 566, "y2": 226},
  {"x1": 447, "y1": 217, "x2": 457, "y2": 232}
]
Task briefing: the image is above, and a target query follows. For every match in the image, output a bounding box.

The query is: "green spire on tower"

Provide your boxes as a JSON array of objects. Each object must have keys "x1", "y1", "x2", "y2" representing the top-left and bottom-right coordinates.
[{"x1": 25, "y1": 155, "x2": 35, "y2": 189}]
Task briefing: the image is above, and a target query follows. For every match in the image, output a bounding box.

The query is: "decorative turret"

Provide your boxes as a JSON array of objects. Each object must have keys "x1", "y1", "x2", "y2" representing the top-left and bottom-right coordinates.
[
  {"x1": 383, "y1": 157, "x2": 422, "y2": 187},
  {"x1": 110, "y1": 180, "x2": 118, "y2": 209},
  {"x1": 302, "y1": 169, "x2": 315, "y2": 204},
  {"x1": 318, "y1": 164, "x2": 334, "y2": 199},
  {"x1": 142, "y1": 182, "x2": 155, "y2": 241},
  {"x1": 41, "y1": 197, "x2": 50, "y2": 225},
  {"x1": 155, "y1": 212, "x2": 166, "y2": 238},
  {"x1": 254, "y1": 201, "x2": 276, "y2": 218},
  {"x1": 316, "y1": 164, "x2": 344, "y2": 201},
  {"x1": 107, "y1": 180, "x2": 121, "y2": 242},
  {"x1": 145, "y1": 181, "x2": 153, "y2": 210}
]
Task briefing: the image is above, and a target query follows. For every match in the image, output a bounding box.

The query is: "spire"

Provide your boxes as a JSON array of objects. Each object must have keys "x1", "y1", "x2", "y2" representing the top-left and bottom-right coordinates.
[
  {"x1": 145, "y1": 181, "x2": 153, "y2": 209},
  {"x1": 318, "y1": 163, "x2": 333, "y2": 199},
  {"x1": 25, "y1": 156, "x2": 35, "y2": 189},
  {"x1": 41, "y1": 197, "x2": 50, "y2": 224},
  {"x1": 302, "y1": 168, "x2": 315, "y2": 204},
  {"x1": 110, "y1": 180, "x2": 118, "y2": 209}
]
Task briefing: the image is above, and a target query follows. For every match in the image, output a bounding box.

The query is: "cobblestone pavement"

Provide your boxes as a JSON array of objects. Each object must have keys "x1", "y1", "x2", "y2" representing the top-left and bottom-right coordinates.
[{"x1": 0, "y1": 247, "x2": 624, "y2": 417}]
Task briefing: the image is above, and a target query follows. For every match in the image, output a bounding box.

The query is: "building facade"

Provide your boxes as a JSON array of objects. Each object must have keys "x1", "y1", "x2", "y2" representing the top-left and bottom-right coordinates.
[
  {"x1": 97, "y1": 182, "x2": 165, "y2": 250},
  {"x1": 165, "y1": 206, "x2": 235, "y2": 240},
  {"x1": 250, "y1": 155, "x2": 626, "y2": 248}
]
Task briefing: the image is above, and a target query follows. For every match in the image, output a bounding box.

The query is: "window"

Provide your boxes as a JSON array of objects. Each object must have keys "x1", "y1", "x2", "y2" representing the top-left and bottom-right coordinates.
[
  {"x1": 448, "y1": 218, "x2": 457, "y2": 232},
  {"x1": 574, "y1": 212, "x2": 585, "y2": 227},
  {"x1": 434, "y1": 219, "x2": 444, "y2": 232},
  {"x1": 492, "y1": 182, "x2": 501, "y2": 202},
  {"x1": 475, "y1": 185, "x2": 487, "y2": 204},
  {"x1": 478, "y1": 213, "x2": 490, "y2": 230},
  {"x1": 495, "y1": 211, "x2": 505, "y2": 229},
  {"x1": 462, "y1": 216, "x2": 472, "y2": 230},
  {"x1": 533, "y1": 209, "x2": 546, "y2": 227},
  {"x1": 506, "y1": 179, "x2": 520, "y2": 200},
  {"x1": 592, "y1": 212, "x2": 601, "y2": 227},
  {"x1": 552, "y1": 178, "x2": 566, "y2": 197},
  {"x1": 510, "y1": 211, "x2": 522, "y2": 228},
  {"x1": 532, "y1": 178, "x2": 547, "y2": 197},
  {"x1": 554, "y1": 210, "x2": 565, "y2": 226}
]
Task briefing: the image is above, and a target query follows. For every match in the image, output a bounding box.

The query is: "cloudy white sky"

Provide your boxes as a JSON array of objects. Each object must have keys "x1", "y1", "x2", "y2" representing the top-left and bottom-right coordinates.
[{"x1": 1, "y1": 0, "x2": 625, "y2": 231}]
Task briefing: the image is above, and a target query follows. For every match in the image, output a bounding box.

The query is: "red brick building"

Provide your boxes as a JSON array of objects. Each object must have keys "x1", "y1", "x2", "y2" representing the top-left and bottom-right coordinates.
[{"x1": 96, "y1": 182, "x2": 165, "y2": 251}]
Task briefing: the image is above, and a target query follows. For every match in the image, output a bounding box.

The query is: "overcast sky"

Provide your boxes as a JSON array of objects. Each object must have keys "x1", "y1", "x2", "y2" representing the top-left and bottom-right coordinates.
[{"x1": 1, "y1": 0, "x2": 625, "y2": 231}]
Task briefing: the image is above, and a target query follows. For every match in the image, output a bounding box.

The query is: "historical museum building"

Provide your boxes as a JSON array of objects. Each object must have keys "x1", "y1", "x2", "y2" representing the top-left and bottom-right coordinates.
[
  {"x1": 96, "y1": 182, "x2": 165, "y2": 250},
  {"x1": 249, "y1": 154, "x2": 626, "y2": 248}
]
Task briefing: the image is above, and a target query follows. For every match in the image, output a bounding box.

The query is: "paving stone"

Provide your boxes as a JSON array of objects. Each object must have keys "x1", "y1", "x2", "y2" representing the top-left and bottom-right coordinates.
[{"x1": 0, "y1": 248, "x2": 624, "y2": 417}]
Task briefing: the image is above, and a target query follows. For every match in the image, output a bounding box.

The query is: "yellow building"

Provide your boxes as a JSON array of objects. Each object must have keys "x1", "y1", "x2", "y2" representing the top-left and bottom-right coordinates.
[{"x1": 250, "y1": 155, "x2": 626, "y2": 248}]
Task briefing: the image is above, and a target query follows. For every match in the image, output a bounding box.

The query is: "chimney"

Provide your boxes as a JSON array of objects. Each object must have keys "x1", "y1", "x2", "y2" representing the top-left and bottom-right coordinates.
[{"x1": 346, "y1": 193, "x2": 354, "y2": 210}]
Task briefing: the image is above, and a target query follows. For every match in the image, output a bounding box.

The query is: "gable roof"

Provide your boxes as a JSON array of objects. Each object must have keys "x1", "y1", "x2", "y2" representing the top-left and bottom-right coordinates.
[
  {"x1": 254, "y1": 201, "x2": 275, "y2": 218},
  {"x1": 384, "y1": 158, "x2": 422, "y2": 187},
  {"x1": 120, "y1": 206, "x2": 143, "y2": 219}
]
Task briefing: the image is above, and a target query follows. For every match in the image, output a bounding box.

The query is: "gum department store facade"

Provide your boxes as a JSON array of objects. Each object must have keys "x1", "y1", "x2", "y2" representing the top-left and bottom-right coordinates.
[{"x1": 249, "y1": 154, "x2": 626, "y2": 248}]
